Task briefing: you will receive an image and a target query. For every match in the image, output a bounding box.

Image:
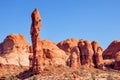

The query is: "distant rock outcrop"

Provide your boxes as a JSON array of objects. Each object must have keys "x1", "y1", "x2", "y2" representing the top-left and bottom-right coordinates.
[
  {"x1": 103, "y1": 40, "x2": 120, "y2": 70},
  {"x1": 0, "y1": 34, "x2": 30, "y2": 66},
  {"x1": 103, "y1": 40, "x2": 120, "y2": 59}
]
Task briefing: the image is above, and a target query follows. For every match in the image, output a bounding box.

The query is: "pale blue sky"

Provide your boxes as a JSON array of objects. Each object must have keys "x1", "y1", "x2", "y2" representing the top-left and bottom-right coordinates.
[{"x1": 0, "y1": 0, "x2": 120, "y2": 49}]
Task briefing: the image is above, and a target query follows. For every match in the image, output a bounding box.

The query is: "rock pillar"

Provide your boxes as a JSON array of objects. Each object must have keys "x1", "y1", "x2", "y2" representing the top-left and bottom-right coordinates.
[{"x1": 30, "y1": 9, "x2": 44, "y2": 74}]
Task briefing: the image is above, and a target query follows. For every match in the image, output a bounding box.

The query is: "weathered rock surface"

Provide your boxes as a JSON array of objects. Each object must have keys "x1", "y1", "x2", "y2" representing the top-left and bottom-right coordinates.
[
  {"x1": 57, "y1": 38, "x2": 79, "y2": 55},
  {"x1": 67, "y1": 46, "x2": 81, "y2": 68},
  {"x1": 41, "y1": 40, "x2": 67, "y2": 66},
  {"x1": 78, "y1": 40, "x2": 94, "y2": 68},
  {"x1": 102, "y1": 40, "x2": 120, "y2": 70},
  {"x1": 91, "y1": 41, "x2": 104, "y2": 69},
  {"x1": 30, "y1": 8, "x2": 44, "y2": 73},
  {"x1": 114, "y1": 51, "x2": 120, "y2": 70},
  {"x1": 0, "y1": 34, "x2": 30, "y2": 66},
  {"x1": 103, "y1": 40, "x2": 120, "y2": 59},
  {"x1": 91, "y1": 41, "x2": 99, "y2": 55},
  {"x1": 95, "y1": 47, "x2": 104, "y2": 69}
]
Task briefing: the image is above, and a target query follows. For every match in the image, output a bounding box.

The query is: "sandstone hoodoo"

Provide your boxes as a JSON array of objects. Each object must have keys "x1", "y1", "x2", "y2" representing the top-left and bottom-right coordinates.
[
  {"x1": 78, "y1": 40, "x2": 94, "y2": 68},
  {"x1": 67, "y1": 46, "x2": 81, "y2": 68},
  {"x1": 65, "y1": 39, "x2": 105, "y2": 69},
  {"x1": 29, "y1": 8, "x2": 44, "y2": 74},
  {"x1": 91, "y1": 41, "x2": 104, "y2": 69}
]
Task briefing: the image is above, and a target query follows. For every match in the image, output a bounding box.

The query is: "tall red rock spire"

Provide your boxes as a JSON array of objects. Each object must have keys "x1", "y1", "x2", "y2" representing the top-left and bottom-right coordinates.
[{"x1": 29, "y1": 8, "x2": 44, "y2": 74}]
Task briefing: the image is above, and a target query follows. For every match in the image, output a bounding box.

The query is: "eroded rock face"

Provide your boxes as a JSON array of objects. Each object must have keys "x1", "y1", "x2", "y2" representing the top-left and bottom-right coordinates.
[
  {"x1": 91, "y1": 41, "x2": 104, "y2": 69},
  {"x1": 91, "y1": 41, "x2": 98, "y2": 55},
  {"x1": 1, "y1": 34, "x2": 30, "y2": 54},
  {"x1": 67, "y1": 46, "x2": 81, "y2": 68},
  {"x1": 41, "y1": 40, "x2": 67, "y2": 66},
  {"x1": 103, "y1": 40, "x2": 120, "y2": 70},
  {"x1": 78, "y1": 40, "x2": 94, "y2": 68},
  {"x1": 0, "y1": 34, "x2": 30, "y2": 66},
  {"x1": 57, "y1": 38, "x2": 81, "y2": 68},
  {"x1": 114, "y1": 51, "x2": 120, "y2": 70},
  {"x1": 0, "y1": 43, "x2": 3, "y2": 54},
  {"x1": 95, "y1": 47, "x2": 104, "y2": 69},
  {"x1": 30, "y1": 9, "x2": 44, "y2": 73},
  {"x1": 103, "y1": 40, "x2": 120, "y2": 59},
  {"x1": 57, "y1": 38, "x2": 79, "y2": 55}
]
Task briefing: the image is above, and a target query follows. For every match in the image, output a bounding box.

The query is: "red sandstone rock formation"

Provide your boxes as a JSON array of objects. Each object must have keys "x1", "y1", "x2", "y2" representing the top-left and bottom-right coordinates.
[
  {"x1": 30, "y1": 8, "x2": 44, "y2": 74},
  {"x1": 57, "y1": 38, "x2": 79, "y2": 55},
  {"x1": 1, "y1": 8, "x2": 120, "y2": 74},
  {"x1": 41, "y1": 40, "x2": 67, "y2": 66},
  {"x1": 102, "y1": 40, "x2": 120, "y2": 69},
  {"x1": 67, "y1": 46, "x2": 81, "y2": 68},
  {"x1": 103, "y1": 40, "x2": 120, "y2": 59},
  {"x1": 91, "y1": 41, "x2": 104, "y2": 69},
  {"x1": 95, "y1": 47, "x2": 104, "y2": 69},
  {"x1": 114, "y1": 51, "x2": 120, "y2": 70},
  {"x1": 91, "y1": 41, "x2": 98, "y2": 55},
  {"x1": 0, "y1": 34, "x2": 30, "y2": 66},
  {"x1": 57, "y1": 38, "x2": 81, "y2": 68},
  {"x1": 78, "y1": 40, "x2": 94, "y2": 68}
]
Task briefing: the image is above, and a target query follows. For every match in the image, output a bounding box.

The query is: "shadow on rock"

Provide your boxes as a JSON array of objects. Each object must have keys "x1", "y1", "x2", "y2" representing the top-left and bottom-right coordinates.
[{"x1": 16, "y1": 69, "x2": 34, "y2": 79}]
